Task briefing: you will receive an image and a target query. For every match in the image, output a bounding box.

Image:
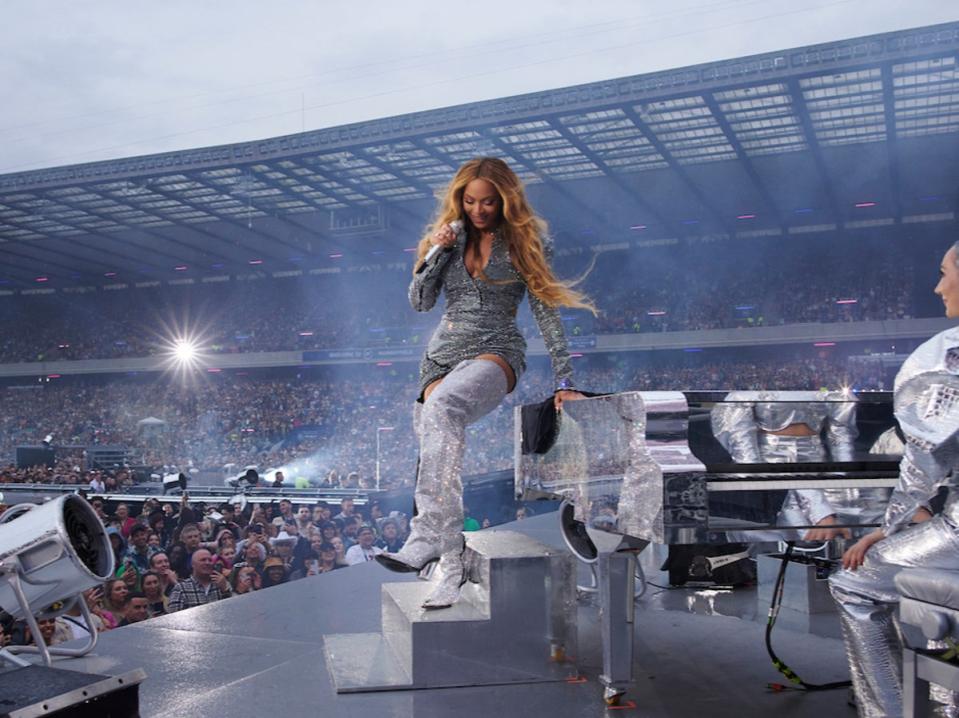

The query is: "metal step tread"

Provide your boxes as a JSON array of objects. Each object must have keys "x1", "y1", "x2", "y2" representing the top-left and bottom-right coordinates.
[
  {"x1": 465, "y1": 529, "x2": 561, "y2": 560},
  {"x1": 323, "y1": 632, "x2": 412, "y2": 692},
  {"x1": 382, "y1": 581, "x2": 489, "y2": 623}
]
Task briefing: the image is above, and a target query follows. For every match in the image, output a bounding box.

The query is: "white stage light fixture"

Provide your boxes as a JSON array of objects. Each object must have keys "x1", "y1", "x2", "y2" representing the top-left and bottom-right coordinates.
[{"x1": 0, "y1": 495, "x2": 114, "y2": 667}]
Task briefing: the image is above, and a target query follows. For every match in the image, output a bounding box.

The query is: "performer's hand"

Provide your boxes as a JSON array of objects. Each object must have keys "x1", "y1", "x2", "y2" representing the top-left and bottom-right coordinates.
[
  {"x1": 913, "y1": 506, "x2": 933, "y2": 523},
  {"x1": 554, "y1": 390, "x2": 585, "y2": 412},
  {"x1": 430, "y1": 223, "x2": 458, "y2": 249},
  {"x1": 842, "y1": 529, "x2": 885, "y2": 570},
  {"x1": 802, "y1": 514, "x2": 852, "y2": 542}
]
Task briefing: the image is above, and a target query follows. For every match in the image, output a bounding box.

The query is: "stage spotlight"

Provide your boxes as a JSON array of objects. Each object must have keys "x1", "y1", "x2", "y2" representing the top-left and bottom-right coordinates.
[
  {"x1": 0, "y1": 495, "x2": 114, "y2": 667},
  {"x1": 159, "y1": 331, "x2": 209, "y2": 378},
  {"x1": 162, "y1": 472, "x2": 189, "y2": 495},
  {"x1": 173, "y1": 339, "x2": 197, "y2": 364}
]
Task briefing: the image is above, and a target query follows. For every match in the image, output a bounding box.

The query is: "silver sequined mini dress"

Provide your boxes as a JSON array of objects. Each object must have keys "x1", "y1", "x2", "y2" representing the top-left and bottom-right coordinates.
[{"x1": 408, "y1": 228, "x2": 574, "y2": 399}]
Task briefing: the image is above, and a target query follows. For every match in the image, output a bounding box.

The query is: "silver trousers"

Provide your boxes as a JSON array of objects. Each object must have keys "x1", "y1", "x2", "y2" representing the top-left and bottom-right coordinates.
[
  {"x1": 403, "y1": 359, "x2": 508, "y2": 563},
  {"x1": 829, "y1": 517, "x2": 959, "y2": 717}
]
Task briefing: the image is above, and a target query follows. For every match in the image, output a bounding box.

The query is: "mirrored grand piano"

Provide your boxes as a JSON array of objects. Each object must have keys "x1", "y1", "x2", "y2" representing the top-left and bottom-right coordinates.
[
  {"x1": 515, "y1": 389, "x2": 900, "y2": 546},
  {"x1": 515, "y1": 389, "x2": 900, "y2": 704}
]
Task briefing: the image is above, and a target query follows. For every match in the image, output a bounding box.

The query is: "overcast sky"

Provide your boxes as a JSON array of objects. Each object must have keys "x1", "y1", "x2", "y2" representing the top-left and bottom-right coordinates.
[{"x1": 0, "y1": 0, "x2": 955, "y2": 174}]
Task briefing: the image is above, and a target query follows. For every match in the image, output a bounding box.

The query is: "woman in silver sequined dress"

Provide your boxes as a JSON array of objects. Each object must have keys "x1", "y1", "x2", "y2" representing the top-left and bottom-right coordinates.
[{"x1": 376, "y1": 157, "x2": 594, "y2": 609}]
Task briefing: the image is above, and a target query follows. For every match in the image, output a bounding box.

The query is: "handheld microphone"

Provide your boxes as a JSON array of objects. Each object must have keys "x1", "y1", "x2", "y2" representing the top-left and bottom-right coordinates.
[{"x1": 417, "y1": 220, "x2": 463, "y2": 273}]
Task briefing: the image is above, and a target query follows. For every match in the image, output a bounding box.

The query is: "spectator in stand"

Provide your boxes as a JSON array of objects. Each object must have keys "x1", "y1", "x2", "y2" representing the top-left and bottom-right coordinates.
[
  {"x1": 340, "y1": 516, "x2": 360, "y2": 551},
  {"x1": 114, "y1": 503, "x2": 136, "y2": 538},
  {"x1": 89, "y1": 473, "x2": 105, "y2": 493},
  {"x1": 312, "y1": 503, "x2": 330, "y2": 525},
  {"x1": 231, "y1": 564, "x2": 261, "y2": 594},
  {"x1": 375, "y1": 518, "x2": 404, "y2": 553},
  {"x1": 102, "y1": 578, "x2": 128, "y2": 622},
  {"x1": 124, "y1": 523, "x2": 158, "y2": 573},
  {"x1": 141, "y1": 571, "x2": 167, "y2": 616},
  {"x1": 118, "y1": 559, "x2": 141, "y2": 593},
  {"x1": 148, "y1": 552, "x2": 178, "y2": 596},
  {"x1": 217, "y1": 503, "x2": 241, "y2": 539},
  {"x1": 118, "y1": 593, "x2": 149, "y2": 626},
  {"x1": 316, "y1": 543, "x2": 342, "y2": 573},
  {"x1": 334, "y1": 497, "x2": 355, "y2": 522},
  {"x1": 167, "y1": 543, "x2": 189, "y2": 581},
  {"x1": 295, "y1": 505, "x2": 312, "y2": 536},
  {"x1": 236, "y1": 541, "x2": 267, "y2": 575},
  {"x1": 174, "y1": 523, "x2": 203, "y2": 578},
  {"x1": 330, "y1": 536, "x2": 348, "y2": 567},
  {"x1": 168, "y1": 549, "x2": 231, "y2": 612},
  {"x1": 105, "y1": 527, "x2": 126, "y2": 569},
  {"x1": 270, "y1": 531, "x2": 298, "y2": 571},
  {"x1": 147, "y1": 509, "x2": 171, "y2": 547},
  {"x1": 345, "y1": 525, "x2": 384, "y2": 565},
  {"x1": 260, "y1": 556, "x2": 289, "y2": 588},
  {"x1": 59, "y1": 590, "x2": 106, "y2": 640},
  {"x1": 318, "y1": 521, "x2": 339, "y2": 544}
]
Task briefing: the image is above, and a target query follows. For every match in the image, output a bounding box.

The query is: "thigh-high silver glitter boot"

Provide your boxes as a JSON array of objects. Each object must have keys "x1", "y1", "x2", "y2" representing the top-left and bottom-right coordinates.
[{"x1": 377, "y1": 359, "x2": 508, "y2": 594}]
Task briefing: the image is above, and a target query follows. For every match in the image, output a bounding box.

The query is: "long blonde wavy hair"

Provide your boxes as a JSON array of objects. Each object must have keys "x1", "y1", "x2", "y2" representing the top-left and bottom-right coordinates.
[{"x1": 414, "y1": 157, "x2": 596, "y2": 313}]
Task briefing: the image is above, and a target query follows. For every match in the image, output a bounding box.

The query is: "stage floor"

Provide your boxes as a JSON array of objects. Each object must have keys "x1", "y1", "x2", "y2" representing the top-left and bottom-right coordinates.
[{"x1": 40, "y1": 513, "x2": 853, "y2": 717}]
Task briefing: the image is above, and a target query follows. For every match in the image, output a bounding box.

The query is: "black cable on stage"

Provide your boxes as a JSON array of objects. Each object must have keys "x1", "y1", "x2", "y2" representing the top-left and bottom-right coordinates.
[{"x1": 765, "y1": 542, "x2": 851, "y2": 693}]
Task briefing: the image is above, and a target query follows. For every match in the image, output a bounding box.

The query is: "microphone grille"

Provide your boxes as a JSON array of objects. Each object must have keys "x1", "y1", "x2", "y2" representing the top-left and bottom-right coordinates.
[{"x1": 449, "y1": 219, "x2": 464, "y2": 233}]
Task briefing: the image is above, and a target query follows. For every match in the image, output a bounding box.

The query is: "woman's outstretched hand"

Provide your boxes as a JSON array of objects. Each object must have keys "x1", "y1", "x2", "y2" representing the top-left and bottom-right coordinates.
[{"x1": 555, "y1": 390, "x2": 585, "y2": 412}]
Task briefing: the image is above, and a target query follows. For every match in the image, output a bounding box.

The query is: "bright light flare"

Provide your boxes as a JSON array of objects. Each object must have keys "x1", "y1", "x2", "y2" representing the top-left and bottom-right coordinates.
[
  {"x1": 173, "y1": 339, "x2": 198, "y2": 364},
  {"x1": 159, "y1": 332, "x2": 210, "y2": 379}
]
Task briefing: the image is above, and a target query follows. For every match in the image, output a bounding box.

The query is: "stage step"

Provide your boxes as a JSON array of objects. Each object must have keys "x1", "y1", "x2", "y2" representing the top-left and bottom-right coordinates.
[{"x1": 324, "y1": 528, "x2": 577, "y2": 692}]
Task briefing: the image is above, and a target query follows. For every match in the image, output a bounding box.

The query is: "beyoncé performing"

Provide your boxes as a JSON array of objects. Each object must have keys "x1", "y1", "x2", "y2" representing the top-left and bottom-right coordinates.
[{"x1": 0, "y1": 9, "x2": 958, "y2": 718}]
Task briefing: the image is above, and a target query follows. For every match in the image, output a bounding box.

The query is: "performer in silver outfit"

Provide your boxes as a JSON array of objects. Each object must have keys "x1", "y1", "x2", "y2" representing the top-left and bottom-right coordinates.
[
  {"x1": 711, "y1": 390, "x2": 856, "y2": 540},
  {"x1": 376, "y1": 157, "x2": 593, "y2": 609},
  {"x1": 829, "y1": 241, "x2": 959, "y2": 717}
]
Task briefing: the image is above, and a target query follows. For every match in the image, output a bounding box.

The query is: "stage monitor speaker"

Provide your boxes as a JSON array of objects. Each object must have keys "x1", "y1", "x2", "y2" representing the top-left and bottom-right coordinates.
[{"x1": 16, "y1": 446, "x2": 55, "y2": 469}]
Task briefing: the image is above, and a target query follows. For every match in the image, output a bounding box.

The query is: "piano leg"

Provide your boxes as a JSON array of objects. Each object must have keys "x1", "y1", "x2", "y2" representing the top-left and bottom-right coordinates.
[{"x1": 597, "y1": 550, "x2": 635, "y2": 705}]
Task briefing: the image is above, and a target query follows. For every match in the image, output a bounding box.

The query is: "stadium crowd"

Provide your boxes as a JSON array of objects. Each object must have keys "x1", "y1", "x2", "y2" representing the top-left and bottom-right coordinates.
[
  {"x1": 0, "y1": 351, "x2": 886, "y2": 489},
  {"x1": 0, "y1": 234, "x2": 923, "y2": 364},
  {"x1": 0, "y1": 492, "x2": 425, "y2": 647}
]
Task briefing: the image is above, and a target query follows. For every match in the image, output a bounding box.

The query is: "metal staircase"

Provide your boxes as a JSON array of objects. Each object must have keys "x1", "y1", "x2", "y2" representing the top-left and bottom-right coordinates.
[{"x1": 323, "y1": 529, "x2": 577, "y2": 692}]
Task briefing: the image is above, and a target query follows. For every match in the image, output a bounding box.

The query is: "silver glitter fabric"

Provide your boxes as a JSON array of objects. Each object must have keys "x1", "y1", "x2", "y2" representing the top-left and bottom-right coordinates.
[
  {"x1": 382, "y1": 360, "x2": 508, "y2": 583},
  {"x1": 884, "y1": 327, "x2": 959, "y2": 537},
  {"x1": 711, "y1": 391, "x2": 858, "y2": 532},
  {"x1": 828, "y1": 327, "x2": 959, "y2": 717},
  {"x1": 409, "y1": 228, "x2": 574, "y2": 396},
  {"x1": 830, "y1": 518, "x2": 959, "y2": 717},
  {"x1": 711, "y1": 389, "x2": 858, "y2": 462}
]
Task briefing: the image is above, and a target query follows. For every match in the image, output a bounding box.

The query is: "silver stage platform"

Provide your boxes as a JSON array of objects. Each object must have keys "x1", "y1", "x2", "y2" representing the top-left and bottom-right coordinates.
[{"x1": 37, "y1": 513, "x2": 853, "y2": 717}]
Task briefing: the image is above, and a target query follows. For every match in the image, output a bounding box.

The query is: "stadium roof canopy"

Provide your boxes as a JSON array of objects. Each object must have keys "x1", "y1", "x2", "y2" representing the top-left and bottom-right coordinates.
[{"x1": 0, "y1": 21, "x2": 957, "y2": 288}]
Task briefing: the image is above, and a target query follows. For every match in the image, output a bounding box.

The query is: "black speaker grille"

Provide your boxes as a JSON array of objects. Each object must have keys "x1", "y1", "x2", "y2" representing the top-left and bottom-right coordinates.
[{"x1": 62, "y1": 497, "x2": 106, "y2": 576}]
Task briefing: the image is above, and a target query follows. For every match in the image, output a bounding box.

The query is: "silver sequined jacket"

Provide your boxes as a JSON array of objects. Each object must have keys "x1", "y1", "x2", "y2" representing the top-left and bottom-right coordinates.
[
  {"x1": 883, "y1": 326, "x2": 959, "y2": 536},
  {"x1": 409, "y1": 228, "x2": 573, "y2": 397}
]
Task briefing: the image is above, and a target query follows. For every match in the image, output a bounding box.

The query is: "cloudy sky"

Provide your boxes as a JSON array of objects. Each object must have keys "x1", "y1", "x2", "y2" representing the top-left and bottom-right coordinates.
[{"x1": 0, "y1": 0, "x2": 955, "y2": 174}]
